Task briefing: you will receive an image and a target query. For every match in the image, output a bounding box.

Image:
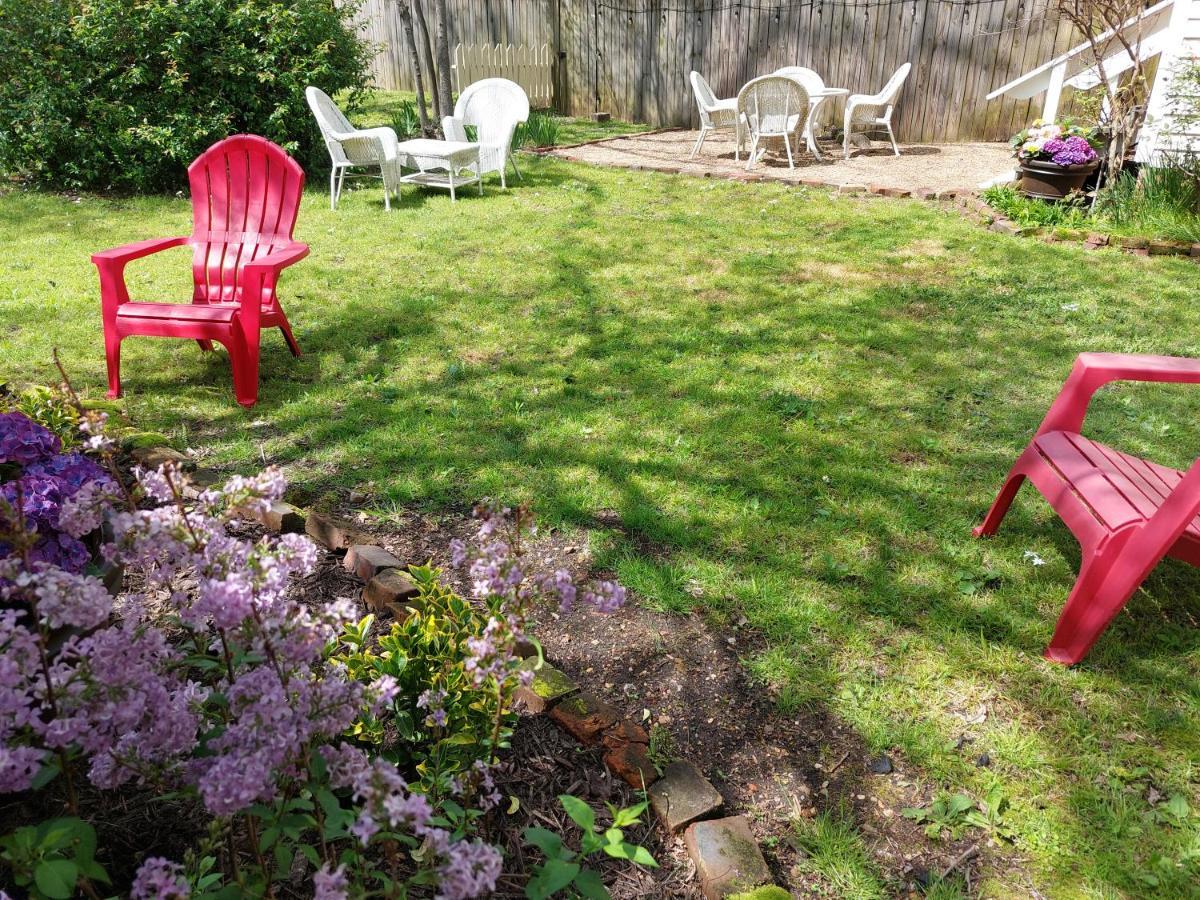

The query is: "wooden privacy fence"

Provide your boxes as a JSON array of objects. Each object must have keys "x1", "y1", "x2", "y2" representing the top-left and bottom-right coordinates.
[
  {"x1": 452, "y1": 43, "x2": 555, "y2": 106},
  {"x1": 346, "y1": 0, "x2": 1084, "y2": 143}
]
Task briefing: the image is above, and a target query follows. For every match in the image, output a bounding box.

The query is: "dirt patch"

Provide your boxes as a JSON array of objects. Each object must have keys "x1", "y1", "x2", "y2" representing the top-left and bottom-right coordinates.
[
  {"x1": 345, "y1": 504, "x2": 1010, "y2": 894},
  {"x1": 548, "y1": 130, "x2": 1015, "y2": 195}
]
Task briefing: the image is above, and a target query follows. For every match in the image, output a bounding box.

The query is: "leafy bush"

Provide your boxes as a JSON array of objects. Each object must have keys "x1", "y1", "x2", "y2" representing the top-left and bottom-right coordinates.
[
  {"x1": 335, "y1": 569, "x2": 515, "y2": 804},
  {"x1": 0, "y1": 0, "x2": 373, "y2": 193},
  {"x1": 1096, "y1": 163, "x2": 1200, "y2": 243}
]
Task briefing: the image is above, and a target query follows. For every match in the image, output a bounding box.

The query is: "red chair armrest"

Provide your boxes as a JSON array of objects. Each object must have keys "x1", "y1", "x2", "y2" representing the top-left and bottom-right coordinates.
[
  {"x1": 241, "y1": 242, "x2": 309, "y2": 276},
  {"x1": 1037, "y1": 353, "x2": 1200, "y2": 437},
  {"x1": 91, "y1": 236, "x2": 189, "y2": 267}
]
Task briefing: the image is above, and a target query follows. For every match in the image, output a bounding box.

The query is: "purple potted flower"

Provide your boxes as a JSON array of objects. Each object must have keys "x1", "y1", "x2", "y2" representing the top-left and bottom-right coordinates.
[{"x1": 1010, "y1": 119, "x2": 1102, "y2": 200}]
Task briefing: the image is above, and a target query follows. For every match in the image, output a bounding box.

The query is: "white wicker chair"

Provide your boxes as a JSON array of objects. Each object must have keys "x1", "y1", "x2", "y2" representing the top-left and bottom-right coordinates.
[
  {"x1": 441, "y1": 78, "x2": 529, "y2": 188},
  {"x1": 737, "y1": 76, "x2": 809, "y2": 170},
  {"x1": 306, "y1": 86, "x2": 404, "y2": 210},
  {"x1": 843, "y1": 63, "x2": 912, "y2": 159},
  {"x1": 688, "y1": 71, "x2": 742, "y2": 160}
]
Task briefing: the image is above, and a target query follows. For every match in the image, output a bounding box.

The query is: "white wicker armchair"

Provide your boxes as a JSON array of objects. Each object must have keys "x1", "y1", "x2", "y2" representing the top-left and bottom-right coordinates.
[
  {"x1": 843, "y1": 63, "x2": 912, "y2": 158},
  {"x1": 441, "y1": 78, "x2": 529, "y2": 188},
  {"x1": 689, "y1": 71, "x2": 742, "y2": 159},
  {"x1": 737, "y1": 76, "x2": 809, "y2": 170},
  {"x1": 306, "y1": 86, "x2": 404, "y2": 210}
]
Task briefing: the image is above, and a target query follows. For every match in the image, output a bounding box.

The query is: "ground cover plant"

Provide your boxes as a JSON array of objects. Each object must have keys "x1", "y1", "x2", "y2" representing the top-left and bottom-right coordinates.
[{"x1": 1, "y1": 151, "x2": 1198, "y2": 896}]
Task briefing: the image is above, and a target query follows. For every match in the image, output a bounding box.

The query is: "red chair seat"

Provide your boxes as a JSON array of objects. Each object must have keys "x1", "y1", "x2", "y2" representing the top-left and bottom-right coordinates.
[
  {"x1": 117, "y1": 302, "x2": 239, "y2": 323},
  {"x1": 975, "y1": 353, "x2": 1200, "y2": 663}
]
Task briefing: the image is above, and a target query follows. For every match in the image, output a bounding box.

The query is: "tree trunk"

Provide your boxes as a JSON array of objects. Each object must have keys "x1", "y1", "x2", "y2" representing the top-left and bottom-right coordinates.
[
  {"x1": 412, "y1": 0, "x2": 441, "y2": 125},
  {"x1": 395, "y1": 0, "x2": 430, "y2": 133},
  {"x1": 433, "y1": 0, "x2": 455, "y2": 125}
]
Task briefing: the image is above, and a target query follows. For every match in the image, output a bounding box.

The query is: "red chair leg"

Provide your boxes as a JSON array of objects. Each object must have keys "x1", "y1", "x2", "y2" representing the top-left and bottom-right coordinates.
[
  {"x1": 196, "y1": 340, "x2": 215, "y2": 352},
  {"x1": 227, "y1": 331, "x2": 261, "y2": 408},
  {"x1": 1045, "y1": 551, "x2": 1143, "y2": 664},
  {"x1": 973, "y1": 446, "x2": 1037, "y2": 538},
  {"x1": 278, "y1": 320, "x2": 301, "y2": 357},
  {"x1": 105, "y1": 331, "x2": 123, "y2": 399}
]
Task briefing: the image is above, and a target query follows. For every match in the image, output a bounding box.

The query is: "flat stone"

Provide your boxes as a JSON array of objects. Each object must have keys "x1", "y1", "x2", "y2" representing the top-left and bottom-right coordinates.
[
  {"x1": 913, "y1": 188, "x2": 936, "y2": 200},
  {"x1": 363, "y1": 568, "x2": 422, "y2": 616},
  {"x1": 344, "y1": 544, "x2": 403, "y2": 581},
  {"x1": 1086, "y1": 231, "x2": 1109, "y2": 246},
  {"x1": 934, "y1": 189, "x2": 958, "y2": 201},
  {"x1": 602, "y1": 720, "x2": 649, "y2": 748},
  {"x1": 869, "y1": 754, "x2": 893, "y2": 774},
  {"x1": 306, "y1": 512, "x2": 368, "y2": 551},
  {"x1": 130, "y1": 446, "x2": 192, "y2": 470},
  {"x1": 989, "y1": 219, "x2": 1022, "y2": 236},
  {"x1": 1149, "y1": 239, "x2": 1190, "y2": 256},
  {"x1": 251, "y1": 500, "x2": 305, "y2": 534},
  {"x1": 1191, "y1": 243, "x2": 1200, "y2": 258},
  {"x1": 513, "y1": 659, "x2": 577, "y2": 713},
  {"x1": 1114, "y1": 235, "x2": 1149, "y2": 249},
  {"x1": 836, "y1": 183, "x2": 866, "y2": 194},
  {"x1": 548, "y1": 692, "x2": 620, "y2": 745},
  {"x1": 684, "y1": 816, "x2": 772, "y2": 899},
  {"x1": 648, "y1": 761, "x2": 724, "y2": 832},
  {"x1": 181, "y1": 468, "x2": 221, "y2": 500},
  {"x1": 603, "y1": 741, "x2": 658, "y2": 789},
  {"x1": 591, "y1": 111, "x2": 611, "y2": 122}
]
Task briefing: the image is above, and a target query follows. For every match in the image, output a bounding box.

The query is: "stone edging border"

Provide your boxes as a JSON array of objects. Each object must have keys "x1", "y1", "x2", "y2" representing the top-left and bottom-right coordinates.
[
  {"x1": 220, "y1": 498, "x2": 787, "y2": 900},
  {"x1": 956, "y1": 194, "x2": 1200, "y2": 259}
]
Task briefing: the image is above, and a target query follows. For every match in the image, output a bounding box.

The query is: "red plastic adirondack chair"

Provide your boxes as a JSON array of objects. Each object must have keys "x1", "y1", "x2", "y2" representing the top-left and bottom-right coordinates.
[
  {"x1": 93, "y1": 135, "x2": 309, "y2": 408},
  {"x1": 975, "y1": 352, "x2": 1200, "y2": 664}
]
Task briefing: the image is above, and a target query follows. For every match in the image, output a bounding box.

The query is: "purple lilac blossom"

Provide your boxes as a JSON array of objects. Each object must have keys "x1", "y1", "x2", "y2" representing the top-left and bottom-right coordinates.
[
  {"x1": 131, "y1": 857, "x2": 190, "y2": 899},
  {"x1": 313, "y1": 864, "x2": 350, "y2": 900}
]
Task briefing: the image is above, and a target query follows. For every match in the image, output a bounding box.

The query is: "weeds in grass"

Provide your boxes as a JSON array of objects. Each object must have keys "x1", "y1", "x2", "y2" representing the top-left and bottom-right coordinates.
[{"x1": 791, "y1": 809, "x2": 888, "y2": 899}]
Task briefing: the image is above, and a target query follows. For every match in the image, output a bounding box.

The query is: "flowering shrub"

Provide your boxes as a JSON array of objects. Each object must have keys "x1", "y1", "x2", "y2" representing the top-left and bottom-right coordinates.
[
  {"x1": 1, "y1": 398, "x2": 630, "y2": 897},
  {"x1": 1011, "y1": 120, "x2": 1101, "y2": 166}
]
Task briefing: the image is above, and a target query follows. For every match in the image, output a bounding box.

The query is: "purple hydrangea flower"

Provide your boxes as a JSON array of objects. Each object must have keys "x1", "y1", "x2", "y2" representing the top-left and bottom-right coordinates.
[
  {"x1": 0, "y1": 412, "x2": 60, "y2": 465},
  {"x1": 1044, "y1": 135, "x2": 1097, "y2": 166}
]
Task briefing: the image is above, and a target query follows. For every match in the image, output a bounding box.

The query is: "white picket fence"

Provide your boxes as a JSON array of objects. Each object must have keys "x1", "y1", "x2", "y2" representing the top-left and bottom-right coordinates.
[{"x1": 451, "y1": 43, "x2": 553, "y2": 108}]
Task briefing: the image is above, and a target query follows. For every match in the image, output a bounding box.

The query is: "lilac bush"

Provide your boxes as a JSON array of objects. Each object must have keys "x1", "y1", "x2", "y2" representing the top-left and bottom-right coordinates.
[{"x1": 2, "y1": 401, "x2": 632, "y2": 898}]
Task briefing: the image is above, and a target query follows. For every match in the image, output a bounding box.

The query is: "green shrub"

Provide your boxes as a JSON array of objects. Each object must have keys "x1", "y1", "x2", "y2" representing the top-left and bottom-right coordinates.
[
  {"x1": 1096, "y1": 163, "x2": 1200, "y2": 243},
  {"x1": 981, "y1": 184, "x2": 1091, "y2": 231},
  {"x1": 391, "y1": 98, "x2": 423, "y2": 139},
  {"x1": 334, "y1": 565, "x2": 515, "y2": 802},
  {"x1": 0, "y1": 0, "x2": 372, "y2": 193}
]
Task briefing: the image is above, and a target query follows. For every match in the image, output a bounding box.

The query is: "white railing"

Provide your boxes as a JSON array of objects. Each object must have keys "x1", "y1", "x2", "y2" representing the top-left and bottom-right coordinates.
[{"x1": 451, "y1": 43, "x2": 554, "y2": 108}]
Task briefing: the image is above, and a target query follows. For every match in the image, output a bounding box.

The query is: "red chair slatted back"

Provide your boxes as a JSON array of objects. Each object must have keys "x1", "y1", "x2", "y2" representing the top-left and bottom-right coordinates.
[{"x1": 187, "y1": 135, "x2": 305, "y2": 305}]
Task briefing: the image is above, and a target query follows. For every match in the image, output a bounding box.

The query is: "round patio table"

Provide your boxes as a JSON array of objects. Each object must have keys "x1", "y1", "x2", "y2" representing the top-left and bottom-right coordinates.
[{"x1": 805, "y1": 88, "x2": 849, "y2": 160}]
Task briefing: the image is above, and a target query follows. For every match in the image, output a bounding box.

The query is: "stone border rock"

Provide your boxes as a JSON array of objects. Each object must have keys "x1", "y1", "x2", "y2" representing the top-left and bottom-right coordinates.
[
  {"x1": 961, "y1": 195, "x2": 1200, "y2": 260},
  {"x1": 288, "y1": 514, "x2": 783, "y2": 899}
]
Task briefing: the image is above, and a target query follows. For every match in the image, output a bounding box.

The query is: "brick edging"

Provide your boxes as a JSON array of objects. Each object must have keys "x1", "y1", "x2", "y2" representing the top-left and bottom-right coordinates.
[{"x1": 288, "y1": 512, "x2": 783, "y2": 898}]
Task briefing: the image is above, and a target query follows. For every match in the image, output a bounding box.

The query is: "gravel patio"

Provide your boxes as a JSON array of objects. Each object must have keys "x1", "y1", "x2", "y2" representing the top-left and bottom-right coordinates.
[{"x1": 548, "y1": 129, "x2": 1015, "y2": 194}]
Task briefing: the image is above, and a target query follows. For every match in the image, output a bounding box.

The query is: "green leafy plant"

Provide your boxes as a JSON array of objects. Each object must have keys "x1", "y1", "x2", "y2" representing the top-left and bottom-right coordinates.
[
  {"x1": 523, "y1": 795, "x2": 657, "y2": 899},
  {"x1": 333, "y1": 565, "x2": 514, "y2": 802},
  {"x1": 0, "y1": 817, "x2": 109, "y2": 900},
  {"x1": 647, "y1": 724, "x2": 675, "y2": 775},
  {"x1": 516, "y1": 109, "x2": 562, "y2": 149},
  {"x1": 391, "y1": 98, "x2": 423, "y2": 139},
  {"x1": 0, "y1": 0, "x2": 373, "y2": 192},
  {"x1": 902, "y1": 785, "x2": 1013, "y2": 842}
]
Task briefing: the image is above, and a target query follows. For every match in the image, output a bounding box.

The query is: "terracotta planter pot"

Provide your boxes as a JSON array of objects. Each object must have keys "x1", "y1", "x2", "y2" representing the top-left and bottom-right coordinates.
[{"x1": 1019, "y1": 158, "x2": 1099, "y2": 201}]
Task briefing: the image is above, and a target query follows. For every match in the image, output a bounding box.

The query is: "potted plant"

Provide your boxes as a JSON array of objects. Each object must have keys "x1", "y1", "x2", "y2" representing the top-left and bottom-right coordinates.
[{"x1": 1011, "y1": 120, "x2": 1102, "y2": 200}]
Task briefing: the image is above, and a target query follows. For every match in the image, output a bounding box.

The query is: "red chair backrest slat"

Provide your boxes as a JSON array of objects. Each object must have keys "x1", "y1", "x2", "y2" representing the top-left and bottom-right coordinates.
[{"x1": 186, "y1": 135, "x2": 305, "y2": 304}]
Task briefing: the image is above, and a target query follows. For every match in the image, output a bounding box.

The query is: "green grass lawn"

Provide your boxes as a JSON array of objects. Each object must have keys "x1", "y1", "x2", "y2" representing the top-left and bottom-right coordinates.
[{"x1": 2, "y1": 158, "x2": 1199, "y2": 898}]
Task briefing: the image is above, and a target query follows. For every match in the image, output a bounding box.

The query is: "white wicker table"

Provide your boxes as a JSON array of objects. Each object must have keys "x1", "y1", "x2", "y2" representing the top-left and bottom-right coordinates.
[{"x1": 391, "y1": 139, "x2": 482, "y2": 202}]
